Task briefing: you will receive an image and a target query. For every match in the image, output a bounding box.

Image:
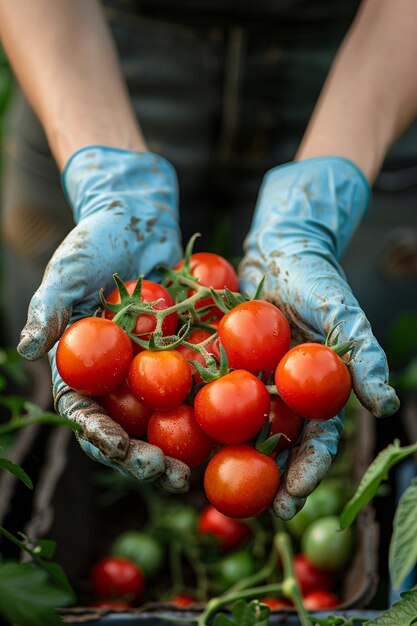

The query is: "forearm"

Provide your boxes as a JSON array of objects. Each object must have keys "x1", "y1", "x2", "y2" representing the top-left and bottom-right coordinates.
[
  {"x1": 0, "y1": 0, "x2": 147, "y2": 169},
  {"x1": 296, "y1": 0, "x2": 417, "y2": 183}
]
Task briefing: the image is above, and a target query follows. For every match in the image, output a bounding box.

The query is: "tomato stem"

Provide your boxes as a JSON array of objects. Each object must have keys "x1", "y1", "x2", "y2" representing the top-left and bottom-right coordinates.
[{"x1": 274, "y1": 532, "x2": 311, "y2": 626}]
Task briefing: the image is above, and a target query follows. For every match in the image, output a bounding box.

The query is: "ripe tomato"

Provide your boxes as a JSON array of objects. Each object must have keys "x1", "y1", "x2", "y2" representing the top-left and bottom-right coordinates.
[
  {"x1": 268, "y1": 396, "x2": 305, "y2": 454},
  {"x1": 303, "y1": 590, "x2": 339, "y2": 610},
  {"x1": 301, "y1": 516, "x2": 354, "y2": 571},
  {"x1": 197, "y1": 505, "x2": 251, "y2": 552},
  {"x1": 176, "y1": 329, "x2": 219, "y2": 384},
  {"x1": 111, "y1": 531, "x2": 164, "y2": 579},
  {"x1": 147, "y1": 404, "x2": 215, "y2": 468},
  {"x1": 218, "y1": 300, "x2": 290, "y2": 376},
  {"x1": 169, "y1": 594, "x2": 197, "y2": 607},
  {"x1": 98, "y1": 379, "x2": 152, "y2": 437},
  {"x1": 104, "y1": 279, "x2": 178, "y2": 353},
  {"x1": 261, "y1": 597, "x2": 292, "y2": 609},
  {"x1": 174, "y1": 252, "x2": 238, "y2": 320},
  {"x1": 293, "y1": 554, "x2": 336, "y2": 595},
  {"x1": 204, "y1": 444, "x2": 280, "y2": 518},
  {"x1": 128, "y1": 350, "x2": 192, "y2": 410},
  {"x1": 194, "y1": 370, "x2": 270, "y2": 444},
  {"x1": 91, "y1": 556, "x2": 145, "y2": 602},
  {"x1": 275, "y1": 343, "x2": 352, "y2": 421},
  {"x1": 56, "y1": 317, "x2": 133, "y2": 396}
]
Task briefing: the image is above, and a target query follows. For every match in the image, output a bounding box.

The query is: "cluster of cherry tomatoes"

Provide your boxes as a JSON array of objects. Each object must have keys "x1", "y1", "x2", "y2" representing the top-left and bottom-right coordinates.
[{"x1": 56, "y1": 243, "x2": 353, "y2": 520}]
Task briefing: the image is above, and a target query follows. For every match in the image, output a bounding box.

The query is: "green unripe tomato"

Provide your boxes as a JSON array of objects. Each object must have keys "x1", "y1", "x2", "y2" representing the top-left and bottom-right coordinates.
[
  {"x1": 166, "y1": 505, "x2": 198, "y2": 535},
  {"x1": 286, "y1": 480, "x2": 345, "y2": 539},
  {"x1": 301, "y1": 515, "x2": 354, "y2": 571},
  {"x1": 216, "y1": 550, "x2": 256, "y2": 590},
  {"x1": 111, "y1": 531, "x2": 164, "y2": 579}
]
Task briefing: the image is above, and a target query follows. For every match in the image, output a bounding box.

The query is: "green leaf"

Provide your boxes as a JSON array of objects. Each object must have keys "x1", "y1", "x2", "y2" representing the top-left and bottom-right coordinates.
[
  {"x1": 385, "y1": 311, "x2": 417, "y2": 366},
  {"x1": 340, "y1": 440, "x2": 417, "y2": 529},
  {"x1": 213, "y1": 614, "x2": 235, "y2": 626},
  {"x1": 366, "y1": 588, "x2": 417, "y2": 625},
  {"x1": 0, "y1": 456, "x2": 33, "y2": 488},
  {"x1": 0, "y1": 561, "x2": 72, "y2": 626},
  {"x1": 19, "y1": 535, "x2": 57, "y2": 560},
  {"x1": 308, "y1": 618, "x2": 364, "y2": 626},
  {"x1": 213, "y1": 600, "x2": 270, "y2": 626},
  {"x1": 390, "y1": 479, "x2": 417, "y2": 590}
]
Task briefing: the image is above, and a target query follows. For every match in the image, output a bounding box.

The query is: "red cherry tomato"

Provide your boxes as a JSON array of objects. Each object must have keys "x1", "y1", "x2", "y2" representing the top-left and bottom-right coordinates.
[
  {"x1": 104, "y1": 279, "x2": 178, "y2": 353},
  {"x1": 268, "y1": 396, "x2": 305, "y2": 454},
  {"x1": 303, "y1": 590, "x2": 339, "y2": 610},
  {"x1": 174, "y1": 252, "x2": 238, "y2": 320},
  {"x1": 169, "y1": 594, "x2": 197, "y2": 607},
  {"x1": 218, "y1": 300, "x2": 290, "y2": 376},
  {"x1": 91, "y1": 556, "x2": 145, "y2": 602},
  {"x1": 293, "y1": 554, "x2": 336, "y2": 595},
  {"x1": 197, "y1": 505, "x2": 251, "y2": 552},
  {"x1": 275, "y1": 343, "x2": 352, "y2": 421},
  {"x1": 56, "y1": 317, "x2": 133, "y2": 396},
  {"x1": 98, "y1": 379, "x2": 152, "y2": 438},
  {"x1": 261, "y1": 597, "x2": 292, "y2": 609},
  {"x1": 176, "y1": 329, "x2": 219, "y2": 384},
  {"x1": 128, "y1": 350, "x2": 192, "y2": 410},
  {"x1": 194, "y1": 370, "x2": 270, "y2": 444},
  {"x1": 147, "y1": 404, "x2": 215, "y2": 467},
  {"x1": 204, "y1": 444, "x2": 280, "y2": 518}
]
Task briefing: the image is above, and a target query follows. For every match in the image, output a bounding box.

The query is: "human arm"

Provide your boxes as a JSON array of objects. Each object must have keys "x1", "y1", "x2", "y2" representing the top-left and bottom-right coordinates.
[
  {"x1": 240, "y1": 0, "x2": 416, "y2": 517},
  {"x1": 0, "y1": 0, "x2": 146, "y2": 167},
  {"x1": 0, "y1": 1, "x2": 188, "y2": 490}
]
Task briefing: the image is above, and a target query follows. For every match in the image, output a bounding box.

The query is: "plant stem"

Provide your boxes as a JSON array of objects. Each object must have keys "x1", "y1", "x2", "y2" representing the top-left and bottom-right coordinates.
[
  {"x1": 196, "y1": 582, "x2": 283, "y2": 626},
  {"x1": 275, "y1": 532, "x2": 310, "y2": 626}
]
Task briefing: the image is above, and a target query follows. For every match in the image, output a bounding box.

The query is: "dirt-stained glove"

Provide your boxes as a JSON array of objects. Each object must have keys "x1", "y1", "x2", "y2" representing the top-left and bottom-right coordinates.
[
  {"x1": 17, "y1": 146, "x2": 190, "y2": 492},
  {"x1": 240, "y1": 156, "x2": 400, "y2": 518}
]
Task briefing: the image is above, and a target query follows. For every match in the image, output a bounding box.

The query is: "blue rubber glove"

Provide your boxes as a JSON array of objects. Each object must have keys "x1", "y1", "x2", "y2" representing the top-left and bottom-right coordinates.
[
  {"x1": 240, "y1": 156, "x2": 400, "y2": 519},
  {"x1": 17, "y1": 146, "x2": 190, "y2": 492}
]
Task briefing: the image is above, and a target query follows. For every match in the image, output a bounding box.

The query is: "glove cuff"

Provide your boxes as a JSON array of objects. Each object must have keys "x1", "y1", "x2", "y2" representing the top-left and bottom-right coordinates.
[
  {"x1": 257, "y1": 156, "x2": 371, "y2": 259},
  {"x1": 61, "y1": 146, "x2": 179, "y2": 224}
]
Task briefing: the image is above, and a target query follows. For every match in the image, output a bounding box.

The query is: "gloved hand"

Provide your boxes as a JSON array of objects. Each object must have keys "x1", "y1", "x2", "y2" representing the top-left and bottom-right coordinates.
[
  {"x1": 17, "y1": 146, "x2": 190, "y2": 492},
  {"x1": 240, "y1": 156, "x2": 400, "y2": 519}
]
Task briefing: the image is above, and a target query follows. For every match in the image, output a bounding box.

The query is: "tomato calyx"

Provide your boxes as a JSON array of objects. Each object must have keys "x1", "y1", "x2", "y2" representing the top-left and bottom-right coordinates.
[
  {"x1": 255, "y1": 420, "x2": 282, "y2": 457},
  {"x1": 325, "y1": 320, "x2": 355, "y2": 359},
  {"x1": 188, "y1": 341, "x2": 229, "y2": 384}
]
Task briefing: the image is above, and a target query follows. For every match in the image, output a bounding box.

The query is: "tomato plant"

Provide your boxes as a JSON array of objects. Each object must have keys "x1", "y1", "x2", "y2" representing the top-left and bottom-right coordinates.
[
  {"x1": 293, "y1": 554, "x2": 336, "y2": 595},
  {"x1": 285, "y1": 479, "x2": 345, "y2": 539},
  {"x1": 275, "y1": 343, "x2": 352, "y2": 420},
  {"x1": 98, "y1": 379, "x2": 152, "y2": 437},
  {"x1": 176, "y1": 328, "x2": 219, "y2": 384},
  {"x1": 204, "y1": 444, "x2": 280, "y2": 518},
  {"x1": 56, "y1": 317, "x2": 133, "y2": 396},
  {"x1": 147, "y1": 404, "x2": 215, "y2": 467},
  {"x1": 110, "y1": 531, "x2": 164, "y2": 579},
  {"x1": 128, "y1": 349, "x2": 192, "y2": 410},
  {"x1": 302, "y1": 590, "x2": 339, "y2": 610},
  {"x1": 194, "y1": 370, "x2": 270, "y2": 444},
  {"x1": 261, "y1": 597, "x2": 292, "y2": 609},
  {"x1": 217, "y1": 300, "x2": 290, "y2": 376},
  {"x1": 197, "y1": 505, "x2": 251, "y2": 552},
  {"x1": 301, "y1": 515, "x2": 354, "y2": 571},
  {"x1": 174, "y1": 252, "x2": 239, "y2": 320},
  {"x1": 91, "y1": 556, "x2": 145, "y2": 602},
  {"x1": 104, "y1": 279, "x2": 178, "y2": 352},
  {"x1": 268, "y1": 396, "x2": 305, "y2": 454},
  {"x1": 215, "y1": 550, "x2": 256, "y2": 589}
]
